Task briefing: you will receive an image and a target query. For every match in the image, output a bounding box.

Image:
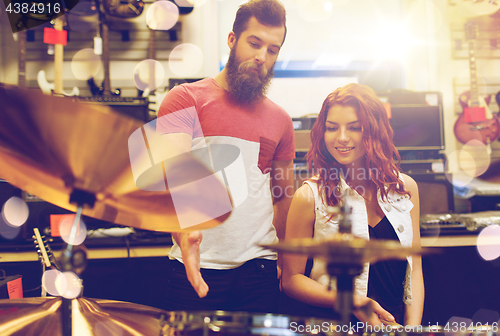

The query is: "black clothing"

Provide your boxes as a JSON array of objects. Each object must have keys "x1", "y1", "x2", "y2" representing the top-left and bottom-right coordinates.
[{"x1": 368, "y1": 215, "x2": 407, "y2": 324}]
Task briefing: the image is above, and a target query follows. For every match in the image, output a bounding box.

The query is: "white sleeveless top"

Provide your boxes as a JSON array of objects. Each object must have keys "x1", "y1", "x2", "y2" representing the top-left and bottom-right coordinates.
[{"x1": 304, "y1": 176, "x2": 414, "y2": 305}]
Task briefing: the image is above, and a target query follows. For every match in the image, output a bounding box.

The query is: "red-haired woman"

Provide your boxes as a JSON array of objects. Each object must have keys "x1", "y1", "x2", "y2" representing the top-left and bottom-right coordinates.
[{"x1": 281, "y1": 83, "x2": 424, "y2": 326}]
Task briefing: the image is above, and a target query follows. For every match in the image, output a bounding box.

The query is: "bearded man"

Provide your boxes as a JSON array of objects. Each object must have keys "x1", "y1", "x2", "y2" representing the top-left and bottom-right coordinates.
[{"x1": 156, "y1": 0, "x2": 295, "y2": 313}]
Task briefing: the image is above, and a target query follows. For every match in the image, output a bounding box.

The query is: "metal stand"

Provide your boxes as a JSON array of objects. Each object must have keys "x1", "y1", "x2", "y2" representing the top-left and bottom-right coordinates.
[
  {"x1": 58, "y1": 189, "x2": 95, "y2": 336},
  {"x1": 325, "y1": 202, "x2": 364, "y2": 333},
  {"x1": 327, "y1": 262, "x2": 363, "y2": 327}
]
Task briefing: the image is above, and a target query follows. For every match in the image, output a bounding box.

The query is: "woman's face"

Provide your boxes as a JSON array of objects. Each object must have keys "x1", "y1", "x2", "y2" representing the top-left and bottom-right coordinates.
[{"x1": 324, "y1": 104, "x2": 366, "y2": 169}]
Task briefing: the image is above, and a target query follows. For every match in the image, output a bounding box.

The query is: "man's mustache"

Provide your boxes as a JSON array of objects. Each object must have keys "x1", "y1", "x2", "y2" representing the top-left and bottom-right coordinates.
[{"x1": 239, "y1": 62, "x2": 267, "y2": 81}]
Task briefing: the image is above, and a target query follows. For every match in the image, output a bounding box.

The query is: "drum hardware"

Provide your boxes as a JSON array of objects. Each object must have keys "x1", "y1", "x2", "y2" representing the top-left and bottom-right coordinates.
[
  {"x1": 160, "y1": 311, "x2": 338, "y2": 336},
  {"x1": 47, "y1": 201, "x2": 89, "y2": 336},
  {"x1": 263, "y1": 201, "x2": 431, "y2": 333}
]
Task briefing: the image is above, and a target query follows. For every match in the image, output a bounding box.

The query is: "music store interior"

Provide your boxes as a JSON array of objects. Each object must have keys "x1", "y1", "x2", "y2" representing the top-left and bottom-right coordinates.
[{"x1": 1, "y1": 0, "x2": 500, "y2": 334}]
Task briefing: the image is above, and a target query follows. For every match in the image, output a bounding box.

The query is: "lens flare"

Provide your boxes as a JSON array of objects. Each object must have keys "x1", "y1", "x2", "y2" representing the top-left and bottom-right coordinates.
[
  {"x1": 477, "y1": 225, "x2": 500, "y2": 261},
  {"x1": 169, "y1": 43, "x2": 204, "y2": 77},
  {"x1": 146, "y1": 1, "x2": 179, "y2": 30},
  {"x1": 71, "y1": 48, "x2": 101, "y2": 80},
  {"x1": 2, "y1": 196, "x2": 29, "y2": 227}
]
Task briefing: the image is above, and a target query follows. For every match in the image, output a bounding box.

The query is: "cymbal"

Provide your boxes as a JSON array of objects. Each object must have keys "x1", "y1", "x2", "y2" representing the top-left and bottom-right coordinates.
[
  {"x1": 0, "y1": 297, "x2": 167, "y2": 335},
  {"x1": 262, "y1": 233, "x2": 430, "y2": 264},
  {"x1": 0, "y1": 84, "x2": 232, "y2": 232}
]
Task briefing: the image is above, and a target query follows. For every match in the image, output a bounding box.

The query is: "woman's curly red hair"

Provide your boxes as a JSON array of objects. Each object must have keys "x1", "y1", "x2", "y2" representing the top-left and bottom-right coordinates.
[{"x1": 306, "y1": 83, "x2": 409, "y2": 206}]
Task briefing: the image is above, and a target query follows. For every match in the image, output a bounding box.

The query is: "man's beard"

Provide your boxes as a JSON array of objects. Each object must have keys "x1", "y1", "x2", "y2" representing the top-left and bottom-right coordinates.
[{"x1": 225, "y1": 47, "x2": 275, "y2": 105}]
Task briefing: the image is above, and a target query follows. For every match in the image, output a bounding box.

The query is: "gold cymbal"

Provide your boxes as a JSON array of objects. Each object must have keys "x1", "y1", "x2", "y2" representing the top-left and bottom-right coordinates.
[
  {"x1": 0, "y1": 297, "x2": 167, "y2": 335},
  {"x1": 0, "y1": 85, "x2": 232, "y2": 232},
  {"x1": 262, "y1": 233, "x2": 430, "y2": 264}
]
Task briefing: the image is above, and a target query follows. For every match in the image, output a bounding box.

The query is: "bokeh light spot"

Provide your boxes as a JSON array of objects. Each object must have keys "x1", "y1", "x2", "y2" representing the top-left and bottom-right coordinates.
[
  {"x1": 60, "y1": 271, "x2": 83, "y2": 299},
  {"x1": 477, "y1": 225, "x2": 500, "y2": 261},
  {"x1": 445, "y1": 150, "x2": 474, "y2": 188},
  {"x1": 59, "y1": 215, "x2": 87, "y2": 246},
  {"x1": 458, "y1": 148, "x2": 477, "y2": 177},
  {"x1": 2, "y1": 196, "x2": 29, "y2": 227},
  {"x1": 42, "y1": 269, "x2": 63, "y2": 296},
  {"x1": 133, "y1": 59, "x2": 165, "y2": 91},
  {"x1": 0, "y1": 213, "x2": 21, "y2": 240},
  {"x1": 169, "y1": 43, "x2": 204, "y2": 77},
  {"x1": 460, "y1": 140, "x2": 491, "y2": 177},
  {"x1": 71, "y1": 48, "x2": 101, "y2": 80},
  {"x1": 146, "y1": 1, "x2": 179, "y2": 30}
]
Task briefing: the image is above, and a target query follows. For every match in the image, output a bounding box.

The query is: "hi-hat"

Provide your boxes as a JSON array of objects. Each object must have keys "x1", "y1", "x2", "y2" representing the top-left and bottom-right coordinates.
[
  {"x1": 0, "y1": 84, "x2": 232, "y2": 232},
  {"x1": 0, "y1": 297, "x2": 166, "y2": 335},
  {"x1": 262, "y1": 233, "x2": 430, "y2": 264}
]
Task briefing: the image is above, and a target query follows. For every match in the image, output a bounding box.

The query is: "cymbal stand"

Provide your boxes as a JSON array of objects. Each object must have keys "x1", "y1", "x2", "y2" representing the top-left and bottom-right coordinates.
[
  {"x1": 59, "y1": 189, "x2": 95, "y2": 336},
  {"x1": 327, "y1": 259, "x2": 363, "y2": 329},
  {"x1": 326, "y1": 202, "x2": 364, "y2": 332}
]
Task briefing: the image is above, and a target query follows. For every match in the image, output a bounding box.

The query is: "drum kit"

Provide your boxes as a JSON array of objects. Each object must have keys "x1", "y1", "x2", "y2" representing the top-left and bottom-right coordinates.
[{"x1": 0, "y1": 84, "x2": 466, "y2": 335}]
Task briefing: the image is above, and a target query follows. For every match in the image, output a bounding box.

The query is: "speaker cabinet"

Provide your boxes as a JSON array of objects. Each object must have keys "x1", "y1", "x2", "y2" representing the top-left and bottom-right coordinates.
[{"x1": 410, "y1": 173, "x2": 454, "y2": 215}]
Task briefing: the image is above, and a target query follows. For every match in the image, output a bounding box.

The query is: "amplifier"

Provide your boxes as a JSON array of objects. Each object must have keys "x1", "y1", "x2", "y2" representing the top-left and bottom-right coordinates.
[
  {"x1": 293, "y1": 118, "x2": 316, "y2": 153},
  {"x1": 74, "y1": 96, "x2": 149, "y2": 122},
  {"x1": 410, "y1": 172, "x2": 454, "y2": 215}
]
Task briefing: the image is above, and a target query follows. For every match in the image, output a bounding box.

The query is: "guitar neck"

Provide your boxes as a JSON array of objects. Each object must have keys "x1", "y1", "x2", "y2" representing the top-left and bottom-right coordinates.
[
  {"x1": 54, "y1": 18, "x2": 64, "y2": 95},
  {"x1": 18, "y1": 30, "x2": 27, "y2": 87},
  {"x1": 468, "y1": 39, "x2": 480, "y2": 107},
  {"x1": 148, "y1": 28, "x2": 156, "y2": 91},
  {"x1": 33, "y1": 228, "x2": 52, "y2": 268},
  {"x1": 101, "y1": 20, "x2": 112, "y2": 95}
]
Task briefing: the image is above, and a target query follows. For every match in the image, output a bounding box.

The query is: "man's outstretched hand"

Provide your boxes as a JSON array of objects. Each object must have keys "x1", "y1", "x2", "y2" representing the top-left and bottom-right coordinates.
[{"x1": 178, "y1": 231, "x2": 208, "y2": 298}]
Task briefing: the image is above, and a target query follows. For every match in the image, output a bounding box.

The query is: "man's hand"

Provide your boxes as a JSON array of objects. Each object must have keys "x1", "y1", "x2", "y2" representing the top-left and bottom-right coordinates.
[
  {"x1": 177, "y1": 231, "x2": 208, "y2": 298},
  {"x1": 353, "y1": 296, "x2": 395, "y2": 326}
]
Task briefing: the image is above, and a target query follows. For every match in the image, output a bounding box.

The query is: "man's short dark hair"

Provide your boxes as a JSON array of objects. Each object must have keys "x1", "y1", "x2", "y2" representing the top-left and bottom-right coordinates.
[{"x1": 232, "y1": 0, "x2": 287, "y2": 45}]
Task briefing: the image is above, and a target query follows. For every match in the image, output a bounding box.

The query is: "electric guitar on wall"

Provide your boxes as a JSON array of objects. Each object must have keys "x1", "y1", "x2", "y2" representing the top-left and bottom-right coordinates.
[
  {"x1": 134, "y1": 25, "x2": 168, "y2": 118},
  {"x1": 134, "y1": 27, "x2": 157, "y2": 97},
  {"x1": 37, "y1": 17, "x2": 80, "y2": 96},
  {"x1": 88, "y1": 0, "x2": 144, "y2": 96},
  {"x1": 453, "y1": 21, "x2": 500, "y2": 153}
]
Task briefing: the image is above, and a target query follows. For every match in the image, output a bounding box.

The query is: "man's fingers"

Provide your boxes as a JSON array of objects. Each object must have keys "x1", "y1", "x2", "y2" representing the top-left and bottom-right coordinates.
[
  {"x1": 182, "y1": 231, "x2": 208, "y2": 298},
  {"x1": 196, "y1": 279, "x2": 209, "y2": 298},
  {"x1": 188, "y1": 273, "x2": 208, "y2": 298},
  {"x1": 185, "y1": 260, "x2": 208, "y2": 298}
]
